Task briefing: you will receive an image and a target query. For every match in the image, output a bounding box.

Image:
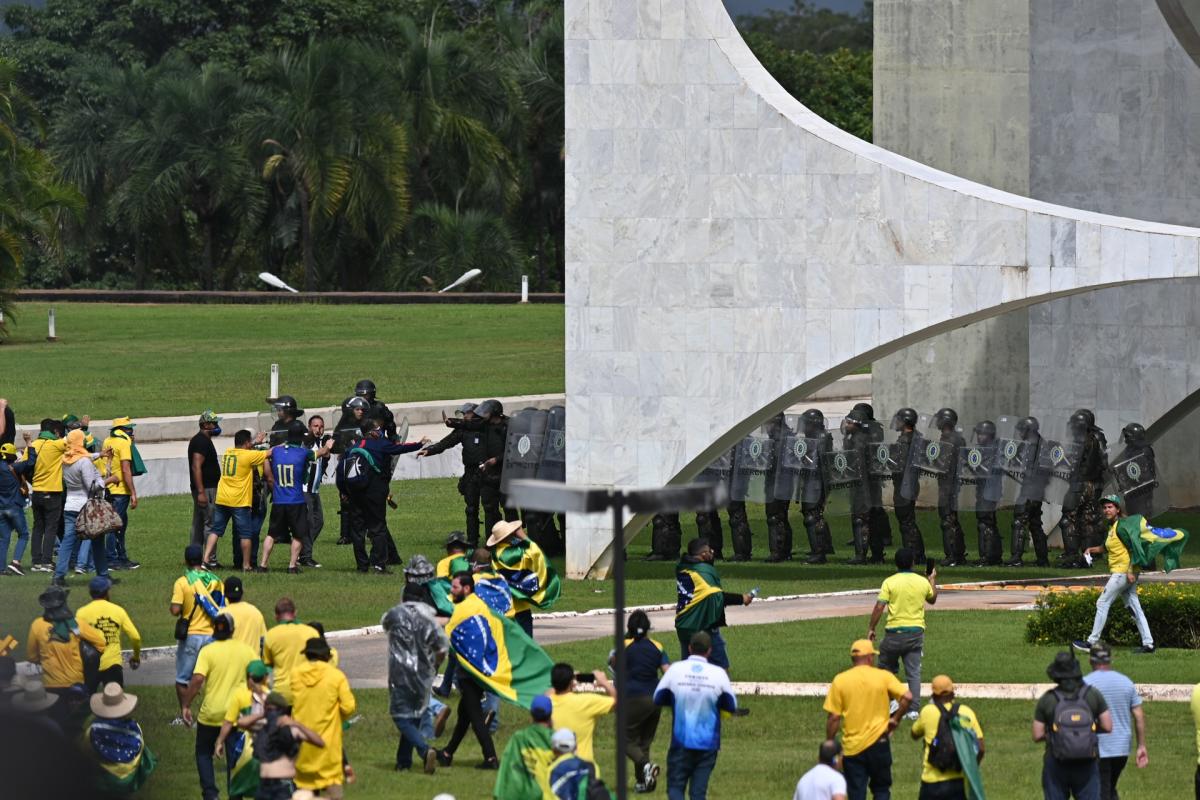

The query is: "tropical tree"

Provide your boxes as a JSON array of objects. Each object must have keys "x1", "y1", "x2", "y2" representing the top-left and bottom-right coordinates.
[{"x1": 400, "y1": 202, "x2": 523, "y2": 291}]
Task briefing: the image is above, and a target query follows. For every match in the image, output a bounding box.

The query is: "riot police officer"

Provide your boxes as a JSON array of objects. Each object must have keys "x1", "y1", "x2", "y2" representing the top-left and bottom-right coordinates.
[
  {"x1": 933, "y1": 408, "x2": 967, "y2": 566},
  {"x1": 354, "y1": 379, "x2": 398, "y2": 441},
  {"x1": 890, "y1": 408, "x2": 924, "y2": 561},
  {"x1": 968, "y1": 420, "x2": 1002, "y2": 566},
  {"x1": 646, "y1": 513, "x2": 684, "y2": 562},
  {"x1": 332, "y1": 396, "x2": 370, "y2": 545},
  {"x1": 799, "y1": 408, "x2": 834, "y2": 564},
  {"x1": 1004, "y1": 416, "x2": 1049, "y2": 567},
  {"x1": 1114, "y1": 423, "x2": 1158, "y2": 518},
  {"x1": 418, "y1": 403, "x2": 487, "y2": 547},
  {"x1": 842, "y1": 407, "x2": 880, "y2": 564},
  {"x1": 475, "y1": 399, "x2": 516, "y2": 534},
  {"x1": 1057, "y1": 410, "x2": 1107, "y2": 568},
  {"x1": 265, "y1": 395, "x2": 304, "y2": 446},
  {"x1": 853, "y1": 403, "x2": 894, "y2": 548},
  {"x1": 764, "y1": 413, "x2": 794, "y2": 562}
]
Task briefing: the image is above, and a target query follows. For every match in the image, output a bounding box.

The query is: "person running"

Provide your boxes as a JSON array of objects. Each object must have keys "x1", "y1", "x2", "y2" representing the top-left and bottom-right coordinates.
[
  {"x1": 489, "y1": 519, "x2": 562, "y2": 636},
  {"x1": 674, "y1": 537, "x2": 753, "y2": 670},
  {"x1": 204, "y1": 430, "x2": 272, "y2": 571},
  {"x1": 436, "y1": 573, "x2": 500, "y2": 770},
  {"x1": 382, "y1": 580, "x2": 449, "y2": 773},
  {"x1": 549, "y1": 662, "x2": 617, "y2": 774},
  {"x1": 75, "y1": 576, "x2": 141, "y2": 688},
  {"x1": 794, "y1": 740, "x2": 847, "y2": 800},
  {"x1": 609, "y1": 609, "x2": 669, "y2": 792},
  {"x1": 867, "y1": 547, "x2": 937, "y2": 718},
  {"x1": 1082, "y1": 642, "x2": 1148, "y2": 800},
  {"x1": 262, "y1": 598, "x2": 319, "y2": 703},
  {"x1": 910, "y1": 675, "x2": 985, "y2": 800}
]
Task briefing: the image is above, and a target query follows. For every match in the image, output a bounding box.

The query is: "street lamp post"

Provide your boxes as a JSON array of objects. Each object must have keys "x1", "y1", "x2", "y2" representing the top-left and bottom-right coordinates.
[{"x1": 506, "y1": 479, "x2": 728, "y2": 800}]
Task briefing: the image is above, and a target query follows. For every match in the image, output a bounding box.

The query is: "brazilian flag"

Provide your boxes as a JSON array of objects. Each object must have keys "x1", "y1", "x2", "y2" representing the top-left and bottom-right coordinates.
[
  {"x1": 675, "y1": 559, "x2": 726, "y2": 632},
  {"x1": 182, "y1": 569, "x2": 225, "y2": 620},
  {"x1": 474, "y1": 569, "x2": 516, "y2": 618},
  {"x1": 446, "y1": 593, "x2": 552, "y2": 709},
  {"x1": 1115, "y1": 516, "x2": 1190, "y2": 572},
  {"x1": 226, "y1": 728, "x2": 259, "y2": 798},
  {"x1": 87, "y1": 719, "x2": 157, "y2": 794},
  {"x1": 495, "y1": 539, "x2": 561, "y2": 609},
  {"x1": 429, "y1": 556, "x2": 472, "y2": 617}
]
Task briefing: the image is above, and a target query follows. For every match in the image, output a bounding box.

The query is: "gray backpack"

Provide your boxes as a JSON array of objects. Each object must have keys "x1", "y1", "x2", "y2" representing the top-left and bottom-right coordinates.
[{"x1": 1048, "y1": 688, "x2": 1099, "y2": 761}]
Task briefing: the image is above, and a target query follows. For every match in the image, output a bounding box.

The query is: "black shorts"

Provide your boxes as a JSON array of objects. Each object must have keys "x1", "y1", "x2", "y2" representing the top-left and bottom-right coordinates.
[{"x1": 267, "y1": 503, "x2": 310, "y2": 543}]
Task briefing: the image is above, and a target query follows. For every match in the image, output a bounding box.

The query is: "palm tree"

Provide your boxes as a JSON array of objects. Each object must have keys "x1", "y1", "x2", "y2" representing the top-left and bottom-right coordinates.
[
  {"x1": 400, "y1": 201, "x2": 523, "y2": 291},
  {"x1": 247, "y1": 39, "x2": 411, "y2": 291}
]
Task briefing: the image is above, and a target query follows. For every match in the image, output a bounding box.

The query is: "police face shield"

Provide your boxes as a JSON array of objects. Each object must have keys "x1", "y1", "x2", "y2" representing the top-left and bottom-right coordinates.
[
  {"x1": 959, "y1": 426, "x2": 1003, "y2": 506},
  {"x1": 1107, "y1": 445, "x2": 1168, "y2": 518},
  {"x1": 730, "y1": 424, "x2": 777, "y2": 503},
  {"x1": 535, "y1": 405, "x2": 566, "y2": 483},
  {"x1": 821, "y1": 438, "x2": 867, "y2": 516},
  {"x1": 500, "y1": 408, "x2": 548, "y2": 493},
  {"x1": 1035, "y1": 421, "x2": 1081, "y2": 508}
]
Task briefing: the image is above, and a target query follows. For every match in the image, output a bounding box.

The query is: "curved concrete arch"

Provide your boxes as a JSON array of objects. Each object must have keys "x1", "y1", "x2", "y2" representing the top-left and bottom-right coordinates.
[{"x1": 564, "y1": 0, "x2": 1200, "y2": 577}]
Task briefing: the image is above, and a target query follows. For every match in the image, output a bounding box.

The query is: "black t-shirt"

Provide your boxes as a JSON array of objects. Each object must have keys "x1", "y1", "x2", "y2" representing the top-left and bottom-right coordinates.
[
  {"x1": 622, "y1": 637, "x2": 669, "y2": 697},
  {"x1": 187, "y1": 432, "x2": 220, "y2": 492},
  {"x1": 0, "y1": 406, "x2": 13, "y2": 446}
]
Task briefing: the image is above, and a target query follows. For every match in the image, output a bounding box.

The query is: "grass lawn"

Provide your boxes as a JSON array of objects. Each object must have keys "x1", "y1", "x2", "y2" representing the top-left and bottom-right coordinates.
[
  {"x1": 1, "y1": 478, "x2": 1195, "y2": 648},
  {"x1": 1, "y1": 302, "x2": 564, "y2": 419},
  {"x1": 123, "y1": 687, "x2": 1195, "y2": 800}
]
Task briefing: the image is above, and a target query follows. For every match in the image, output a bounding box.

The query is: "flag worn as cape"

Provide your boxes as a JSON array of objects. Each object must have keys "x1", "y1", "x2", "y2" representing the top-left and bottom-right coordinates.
[
  {"x1": 182, "y1": 569, "x2": 225, "y2": 621},
  {"x1": 226, "y1": 728, "x2": 259, "y2": 797},
  {"x1": 446, "y1": 592, "x2": 552, "y2": 709},
  {"x1": 1114, "y1": 516, "x2": 1189, "y2": 573},
  {"x1": 87, "y1": 718, "x2": 157, "y2": 794},
  {"x1": 951, "y1": 717, "x2": 986, "y2": 800},
  {"x1": 474, "y1": 569, "x2": 516, "y2": 618},
  {"x1": 428, "y1": 556, "x2": 472, "y2": 617},
  {"x1": 493, "y1": 723, "x2": 554, "y2": 800},
  {"x1": 494, "y1": 539, "x2": 561, "y2": 609},
  {"x1": 674, "y1": 559, "x2": 725, "y2": 632}
]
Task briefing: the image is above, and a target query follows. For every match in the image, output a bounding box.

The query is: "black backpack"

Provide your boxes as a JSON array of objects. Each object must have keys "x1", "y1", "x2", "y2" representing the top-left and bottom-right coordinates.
[
  {"x1": 340, "y1": 440, "x2": 379, "y2": 488},
  {"x1": 1048, "y1": 687, "x2": 1099, "y2": 761},
  {"x1": 927, "y1": 703, "x2": 960, "y2": 772}
]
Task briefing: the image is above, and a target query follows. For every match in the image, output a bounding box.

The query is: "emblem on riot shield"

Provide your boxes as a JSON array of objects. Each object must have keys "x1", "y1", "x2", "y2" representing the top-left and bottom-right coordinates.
[
  {"x1": 518, "y1": 435, "x2": 532, "y2": 457},
  {"x1": 552, "y1": 431, "x2": 565, "y2": 451},
  {"x1": 926, "y1": 442, "x2": 942, "y2": 461},
  {"x1": 1050, "y1": 444, "x2": 1066, "y2": 465},
  {"x1": 876, "y1": 445, "x2": 889, "y2": 467},
  {"x1": 966, "y1": 448, "x2": 983, "y2": 470},
  {"x1": 1003, "y1": 441, "x2": 1019, "y2": 460},
  {"x1": 1126, "y1": 461, "x2": 1141, "y2": 481},
  {"x1": 749, "y1": 439, "x2": 763, "y2": 459},
  {"x1": 793, "y1": 439, "x2": 808, "y2": 460}
]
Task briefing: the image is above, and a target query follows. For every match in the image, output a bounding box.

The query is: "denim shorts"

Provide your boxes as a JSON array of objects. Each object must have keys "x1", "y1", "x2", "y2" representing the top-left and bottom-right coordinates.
[
  {"x1": 175, "y1": 634, "x2": 212, "y2": 685},
  {"x1": 208, "y1": 505, "x2": 253, "y2": 540}
]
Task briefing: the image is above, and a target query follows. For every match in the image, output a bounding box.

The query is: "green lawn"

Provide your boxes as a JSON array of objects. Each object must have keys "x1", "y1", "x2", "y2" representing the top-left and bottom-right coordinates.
[
  {"x1": 121, "y1": 687, "x2": 1196, "y2": 800},
  {"x1": 1, "y1": 302, "x2": 564, "y2": 419},
  {"x1": 2, "y1": 479, "x2": 1195, "y2": 648}
]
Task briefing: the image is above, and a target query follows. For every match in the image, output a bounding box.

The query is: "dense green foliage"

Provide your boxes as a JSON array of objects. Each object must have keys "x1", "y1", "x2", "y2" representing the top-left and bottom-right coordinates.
[
  {"x1": 1026, "y1": 582, "x2": 1200, "y2": 649},
  {"x1": 0, "y1": 0, "x2": 563, "y2": 293},
  {"x1": 735, "y1": 0, "x2": 873, "y2": 54}
]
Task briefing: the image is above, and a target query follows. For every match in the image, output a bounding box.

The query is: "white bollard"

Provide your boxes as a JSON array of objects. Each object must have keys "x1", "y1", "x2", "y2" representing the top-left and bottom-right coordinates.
[
  {"x1": 47, "y1": 307, "x2": 56, "y2": 342},
  {"x1": 521, "y1": 275, "x2": 529, "y2": 303},
  {"x1": 270, "y1": 364, "x2": 279, "y2": 399}
]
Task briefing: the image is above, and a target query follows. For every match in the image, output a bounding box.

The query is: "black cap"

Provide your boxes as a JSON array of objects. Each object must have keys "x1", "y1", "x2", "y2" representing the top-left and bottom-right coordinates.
[
  {"x1": 225, "y1": 576, "x2": 244, "y2": 602},
  {"x1": 303, "y1": 637, "x2": 332, "y2": 661},
  {"x1": 212, "y1": 613, "x2": 234, "y2": 641},
  {"x1": 185, "y1": 544, "x2": 204, "y2": 566},
  {"x1": 286, "y1": 420, "x2": 307, "y2": 444}
]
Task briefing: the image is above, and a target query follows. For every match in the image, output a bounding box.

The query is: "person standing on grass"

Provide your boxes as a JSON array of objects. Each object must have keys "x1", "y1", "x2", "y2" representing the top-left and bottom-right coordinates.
[
  {"x1": 794, "y1": 740, "x2": 847, "y2": 800},
  {"x1": 203, "y1": 429, "x2": 272, "y2": 571},
  {"x1": 1081, "y1": 642, "x2": 1148, "y2": 800},
  {"x1": 291, "y1": 637, "x2": 356, "y2": 800},
  {"x1": 1033, "y1": 652, "x2": 1113, "y2": 800},
  {"x1": 382, "y1": 580, "x2": 449, "y2": 774},
  {"x1": 259, "y1": 422, "x2": 330, "y2": 574},
  {"x1": 867, "y1": 547, "x2": 937, "y2": 718},
  {"x1": 76, "y1": 576, "x2": 141, "y2": 689},
  {"x1": 221, "y1": 576, "x2": 266, "y2": 657},
  {"x1": 26, "y1": 584, "x2": 107, "y2": 730},
  {"x1": 549, "y1": 662, "x2": 617, "y2": 774},
  {"x1": 653, "y1": 631, "x2": 738, "y2": 800},
  {"x1": 54, "y1": 429, "x2": 116, "y2": 586},
  {"x1": 495, "y1": 695, "x2": 556, "y2": 800},
  {"x1": 26, "y1": 418, "x2": 67, "y2": 573},
  {"x1": 674, "y1": 537, "x2": 754, "y2": 671},
  {"x1": 100, "y1": 416, "x2": 142, "y2": 571},
  {"x1": 213, "y1": 659, "x2": 272, "y2": 800},
  {"x1": 262, "y1": 598, "x2": 319, "y2": 704},
  {"x1": 300, "y1": 415, "x2": 331, "y2": 569},
  {"x1": 609, "y1": 609, "x2": 669, "y2": 793},
  {"x1": 824, "y1": 639, "x2": 912, "y2": 800},
  {"x1": 490, "y1": 518, "x2": 562, "y2": 637},
  {"x1": 189, "y1": 411, "x2": 223, "y2": 550},
  {"x1": 170, "y1": 545, "x2": 226, "y2": 723},
  {"x1": 910, "y1": 675, "x2": 985, "y2": 800},
  {"x1": 0, "y1": 441, "x2": 35, "y2": 575}
]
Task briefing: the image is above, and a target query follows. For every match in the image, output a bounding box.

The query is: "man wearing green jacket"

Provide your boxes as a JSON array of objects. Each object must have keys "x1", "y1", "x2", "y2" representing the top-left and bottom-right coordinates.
[{"x1": 673, "y1": 538, "x2": 754, "y2": 670}]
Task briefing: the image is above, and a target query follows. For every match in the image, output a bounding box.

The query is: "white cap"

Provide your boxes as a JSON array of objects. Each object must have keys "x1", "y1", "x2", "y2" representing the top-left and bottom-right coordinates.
[
  {"x1": 551, "y1": 728, "x2": 577, "y2": 754},
  {"x1": 431, "y1": 795, "x2": 457, "y2": 800}
]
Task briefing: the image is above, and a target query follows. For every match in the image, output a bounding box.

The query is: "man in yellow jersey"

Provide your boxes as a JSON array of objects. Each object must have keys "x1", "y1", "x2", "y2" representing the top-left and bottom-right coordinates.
[
  {"x1": 181, "y1": 614, "x2": 257, "y2": 800},
  {"x1": 549, "y1": 662, "x2": 617, "y2": 772},
  {"x1": 171, "y1": 545, "x2": 226, "y2": 719},
  {"x1": 262, "y1": 597, "x2": 319, "y2": 702},
  {"x1": 203, "y1": 429, "x2": 273, "y2": 571},
  {"x1": 221, "y1": 576, "x2": 267, "y2": 656},
  {"x1": 76, "y1": 576, "x2": 141, "y2": 688},
  {"x1": 824, "y1": 639, "x2": 912, "y2": 800},
  {"x1": 26, "y1": 418, "x2": 67, "y2": 572},
  {"x1": 910, "y1": 675, "x2": 985, "y2": 800},
  {"x1": 867, "y1": 547, "x2": 938, "y2": 718},
  {"x1": 100, "y1": 416, "x2": 141, "y2": 570},
  {"x1": 436, "y1": 530, "x2": 470, "y2": 578}
]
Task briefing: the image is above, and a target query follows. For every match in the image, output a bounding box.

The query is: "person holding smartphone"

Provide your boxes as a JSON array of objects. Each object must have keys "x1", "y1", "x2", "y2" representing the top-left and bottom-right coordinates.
[
  {"x1": 548, "y1": 662, "x2": 617, "y2": 775},
  {"x1": 867, "y1": 547, "x2": 938, "y2": 719}
]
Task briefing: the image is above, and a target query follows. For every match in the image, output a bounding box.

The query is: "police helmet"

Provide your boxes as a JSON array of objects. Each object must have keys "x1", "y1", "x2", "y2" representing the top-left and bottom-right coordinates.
[
  {"x1": 456, "y1": 402, "x2": 478, "y2": 417},
  {"x1": 890, "y1": 408, "x2": 918, "y2": 431},
  {"x1": 346, "y1": 396, "x2": 370, "y2": 414},
  {"x1": 1072, "y1": 409, "x2": 1096, "y2": 428},
  {"x1": 933, "y1": 408, "x2": 958, "y2": 430},
  {"x1": 801, "y1": 408, "x2": 825, "y2": 433},
  {"x1": 1068, "y1": 411, "x2": 1090, "y2": 435},
  {"x1": 846, "y1": 408, "x2": 870, "y2": 426},
  {"x1": 974, "y1": 420, "x2": 996, "y2": 441},
  {"x1": 851, "y1": 402, "x2": 875, "y2": 421},
  {"x1": 1015, "y1": 416, "x2": 1039, "y2": 438},
  {"x1": 354, "y1": 379, "x2": 377, "y2": 400},
  {"x1": 1122, "y1": 422, "x2": 1147, "y2": 446},
  {"x1": 475, "y1": 399, "x2": 504, "y2": 419},
  {"x1": 268, "y1": 395, "x2": 304, "y2": 415}
]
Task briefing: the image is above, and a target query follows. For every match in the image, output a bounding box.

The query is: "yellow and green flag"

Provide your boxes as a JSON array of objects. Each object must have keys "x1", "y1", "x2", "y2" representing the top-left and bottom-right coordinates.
[
  {"x1": 446, "y1": 593, "x2": 552, "y2": 708},
  {"x1": 1116, "y1": 516, "x2": 1190, "y2": 572},
  {"x1": 494, "y1": 539, "x2": 561, "y2": 609},
  {"x1": 674, "y1": 560, "x2": 725, "y2": 632}
]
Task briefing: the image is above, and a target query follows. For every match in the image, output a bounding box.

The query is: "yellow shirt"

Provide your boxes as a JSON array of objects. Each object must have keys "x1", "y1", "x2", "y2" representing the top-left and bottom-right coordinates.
[
  {"x1": 75, "y1": 599, "x2": 141, "y2": 671},
  {"x1": 170, "y1": 575, "x2": 225, "y2": 637},
  {"x1": 1191, "y1": 683, "x2": 1200, "y2": 765},
  {"x1": 878, "y1": 571, "x2": 934, "y2": 630},
  {"x1": 100, "y1": 434, "x2": 134, "y2": 495},
  {"x1": 194, "y1": 639, "x2": 257, "y2": 727},
  {"x1": 292, "y1": 660, "x2": 356, "y2": 790},
  {"x1": 824, "y1": 665, "x2": 908, "y2": 756},
  {"x1": 223, "y1": 600, "x2": 267, "y2": 657},
  {"x1": 30, "y1": 437, "x2": 67, "y2": 492},
  {"x1": 263, "y1": 621, "x2": 320, "y2": 701},
  {"x1": 215, "y1": 448, "x2": 270, "y2": 508},
  {"x1": 1106, "y1": 523, "x2": 1133, "y2": 575},
  {"x1": 549, "y1": 691, "x2": 615, "y2": 769},
  {"x1": 912, "y1": 701, "x2": 984, "y2": 783},
  {"x1": 25, "y1": 617, "x2": 107, "y2": 688},
  {"x1": 225, "y1": 685, "x2": 267, "y2": 725},
  {"x1": 437, "y1": 553, "x2": 462, "y2": 579}
]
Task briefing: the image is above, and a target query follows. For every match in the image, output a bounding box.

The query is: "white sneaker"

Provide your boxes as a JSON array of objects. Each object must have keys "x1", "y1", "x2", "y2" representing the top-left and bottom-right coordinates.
[
  {"x1": 169, "y1": 716, "x2": 187, "y2": 727},
  {"x1": 74, "y1": 566, "x2": 87, "y2": 575},
  {"x1": 7, "y1": 561, "x2": 24, "y2": 576},
  {"x1": 905, "y1": 710, "x2": 920, "y2": 721},
  {"x1": 644, "y1": 762, "x2": 660, "y2": 791}
]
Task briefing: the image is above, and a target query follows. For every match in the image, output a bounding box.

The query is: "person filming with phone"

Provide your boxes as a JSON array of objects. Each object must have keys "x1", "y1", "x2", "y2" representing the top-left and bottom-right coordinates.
[
  {"x1": 867, "y1": 547, "x2": 938, "y2": 719},
  {"x1": 548, "y1": 662, "x2": 617, "y2": 775}
]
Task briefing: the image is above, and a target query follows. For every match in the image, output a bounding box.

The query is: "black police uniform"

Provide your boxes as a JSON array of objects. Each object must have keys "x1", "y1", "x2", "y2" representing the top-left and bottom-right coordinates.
[
  {"x1": 937, "y1": 426, "x2": 967, "y2": 564},
  {"x1": 891, "y1": 428, "x2": 925, "y2": 561},
  {"x1": 423, "y1": 424, "x2": 488, "y2": 547},
  {"x1": 1116, "y1": 425, "x2": 1157, "y2": 519},
  {"x1": 801, "y1": 423, "x2": 835, "y2": 563},
  {"x1": 844, "y1": 423, "x2": 880, "y2": 563}
]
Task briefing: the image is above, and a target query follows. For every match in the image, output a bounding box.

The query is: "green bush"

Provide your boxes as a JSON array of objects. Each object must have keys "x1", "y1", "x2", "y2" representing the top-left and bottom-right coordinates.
[{"x1": 1025, "y1": 583, "x2": 1200, "y2": 649}]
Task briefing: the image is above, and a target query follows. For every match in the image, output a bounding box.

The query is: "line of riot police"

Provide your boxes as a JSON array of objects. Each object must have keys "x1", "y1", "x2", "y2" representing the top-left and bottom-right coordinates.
[{"x1": 646, "y1": 405, "x2": 1164, "y2": 568}]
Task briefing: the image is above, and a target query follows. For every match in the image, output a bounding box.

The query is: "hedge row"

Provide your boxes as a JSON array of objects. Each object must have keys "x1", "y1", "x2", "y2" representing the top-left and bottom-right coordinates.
[{"x1": 1025, "y1": 582, "x2": 1200, "y2": 649}]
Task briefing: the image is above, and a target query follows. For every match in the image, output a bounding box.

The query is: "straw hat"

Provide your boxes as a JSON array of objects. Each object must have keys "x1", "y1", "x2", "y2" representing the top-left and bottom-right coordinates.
[
  {"x1": 487, "y1": 519, "x2": 523, "y2": 547},
  {"x1": 90, "y1": 682, "x2": 138, "y2": 719},
  {"x1": 12, "y1": 680, "x2": 58, "y2": 713}
]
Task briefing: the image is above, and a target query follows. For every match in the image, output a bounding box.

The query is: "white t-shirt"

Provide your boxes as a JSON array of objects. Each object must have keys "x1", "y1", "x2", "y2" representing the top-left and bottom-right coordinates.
[{"x1": 794, "y1": 763, "x2": 847, "y2": 800}]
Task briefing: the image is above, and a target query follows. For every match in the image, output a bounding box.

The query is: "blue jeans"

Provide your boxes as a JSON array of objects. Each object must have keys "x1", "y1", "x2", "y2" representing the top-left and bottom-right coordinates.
[
  {"x1": 482, "y1": 690, "x2": 501, "y2": 734},
  {"x1": 105, "y1": 495, "x2": 131, "y2": 564},
  {"x1": 667, "y1": 743, "x2": 718, "y2": 800},
  {"x1": 195, "y1": 722, "x2": 227, "y2": 800},
  {"x1": 1042, "y1": 755, "x2": 1100, "y2": 800},
  {"x1": 393, "y1": 714, "x2": 431, "y2": 769},
  {"x1": 54, "y1": 510, "x2": 109, "y2": 580},
  {"x1": 677, "y1": 629, "x2": 730, "y2": 670},
  {"x1": 1088, "y1": 573, "x2": 1153, "y2": 647},
  {"x1": 421, "y1": 696, "x2": 448, "y2": 740},
  {"x1": 844, "y1": 738, "x2": 893, "y2": 800},
  {"x1": 0, "y1": 506, "x2": 29, "y2": 564}
]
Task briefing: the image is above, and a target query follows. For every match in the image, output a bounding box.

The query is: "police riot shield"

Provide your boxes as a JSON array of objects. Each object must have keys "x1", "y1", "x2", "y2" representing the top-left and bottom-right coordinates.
[
  {"x1": 1108, "y1": 447, "x2": 1168, "y2": 518},
  {"x1": 910, "y1": 413, "x2": 957, "y2": 478},
  {"x1": 863, "y1": 415, "x2": 893, "y2": 514},
  {"x1": 730, "y1": 424, "x2": 776, "y2": 503},
  {"x1": 500, "y1": 408, "x2": 548, "y2": 493},
  {"x1": 535, "y1": 405, "x2": 566, "y2": 482},
  {"x1": 694, "y1": 446, "x2": 733, "y2": 500},
  {"x1": 396, "y1": 416, "x2": 410, "y2": 446},
  {"x1": 995, "y1": 415, "x2": 1045, "y2": 505},
  {"x1": 773, "y1": 415, "x2": 829, "y2": 504},
  {"x1": 958, "y1": 436, "x2": 1003, "y2": 508},
  {"x1": 1036, "y1": 423, "x2": 1081, "y2": 508},
  {"x1": 822, "y1": 438, "x2": 867, "y2": 516}
]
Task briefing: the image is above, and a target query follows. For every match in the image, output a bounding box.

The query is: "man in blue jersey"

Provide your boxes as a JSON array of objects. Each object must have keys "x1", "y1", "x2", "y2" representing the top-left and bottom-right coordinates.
[{"x1": 259, "y1": 422, "x2": 331, "y2": 574}]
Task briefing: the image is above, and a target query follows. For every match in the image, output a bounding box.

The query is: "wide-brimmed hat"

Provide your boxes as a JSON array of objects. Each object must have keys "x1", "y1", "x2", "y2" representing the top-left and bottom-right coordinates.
[
  {"x1": 487, "y1": 519, "x2": 523, "y2": 547},
  {"x1": 90, "y1": 682, "x2": 138, "y2": 718},
  {"x1": 303, "y1": 637, "x2": 332, "y2": 661},
  {"x1": 12, "y1": 680, "x2": 58, "y2": 712},
  {"x1": 404, "y1": 554, "x2": 435, "y2": 583},
  {"x1": 38, "y1": 586, "x2": 72, "y2": 621},
  {"x1": 1047, "y1": 652, "x2": 1083, "y2": 682}
]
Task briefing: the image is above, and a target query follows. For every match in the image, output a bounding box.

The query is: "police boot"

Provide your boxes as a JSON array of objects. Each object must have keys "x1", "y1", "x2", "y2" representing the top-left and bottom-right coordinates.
[
  {"x1": 1056, "y1": 514, "x2": 1085, "y2": 568},
  {"x1": 764, "y1": 502, "x2": 789, "y2": 562},
  {"x1": 803, "y1": 507, "x2": 832, "y2": 563},
  {"x1": 1004, "y1": 518, "x2": 1027, "y2": 567},
  {"x1": 870, "y1": 507, "x2": 893, "y2": 547},
  {"x1": 940, "y1": 511, "x2": 965, "y2": 566},
  {"x1": 644, "y1": 514, "x2": 672, "y2": 561},
  {"x1": 899, "y1": 515, "x2": 925, "y2": 562},
  {"x1": 973, "y1": 515, "x2": 1001, "y2": 566},
  {"x1": 728, "y1": 503, "x2": 753, "y2": 561},
  {"x1": 696, "y1": 511, "x2": 725, "y2": 560},
  {"x1": 846, "y1": 514, "x2": 870, "y2": 564}
]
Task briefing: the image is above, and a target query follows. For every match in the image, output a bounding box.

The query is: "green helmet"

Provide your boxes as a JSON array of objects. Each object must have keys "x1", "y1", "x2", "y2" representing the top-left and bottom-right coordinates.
[{"x1": 199, "y1": 409, "x2": 221, "y2": 424}]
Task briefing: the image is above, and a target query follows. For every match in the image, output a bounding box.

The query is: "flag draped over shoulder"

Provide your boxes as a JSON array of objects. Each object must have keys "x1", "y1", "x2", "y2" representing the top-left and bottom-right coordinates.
[
  {"x1": 951, "y1": 719, "x2": 986, "y2": 800},
  {"x1": 429, "y1": 556, "x2": 471, "y2": 617},
  {"x1": 495, "y1": 540, "x2": 561, "y2": 609},
  {"x1": 1115, "y1": 516, "x2": 1189, "y2": 572},
  {"x1": 183, "y1": 569, "x2": 225, "y2": 620},
  {"x1": 674, "y1": 559, "x2": 725, "y2": 632},
  {"x1": 87, "y1": 719, "x2": 157, "y2": 794},
  {"x1": 494, "y1": 723, "x2": 554, "y2": 800},
  {"x1": 446, "y1": 593, "x2": 552, "y2": 709},
  {"x1": 227, "y1": 728, "x2": 258, "y2": 797},
  {"x1": 474, "y1": 570, "x2": 516, "y2": 618}
]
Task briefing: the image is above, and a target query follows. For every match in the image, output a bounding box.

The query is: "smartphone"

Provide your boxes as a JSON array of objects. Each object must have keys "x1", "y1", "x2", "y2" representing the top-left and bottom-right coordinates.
[
  {"x1": 575, "y1": 672, "x2": 596, "y2": 683},
  {"x1": 926, "y1": 557, "x2": 937, "y2": 576}
]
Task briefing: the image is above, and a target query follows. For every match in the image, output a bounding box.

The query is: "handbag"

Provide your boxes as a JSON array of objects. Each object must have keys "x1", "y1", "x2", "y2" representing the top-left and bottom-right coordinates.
[
  {"x1": 77, "y1": 487, "x2": 123, "y2": 540},
  {"x1": 174, "y1": 600, "x2": 198, "y2": 641}
]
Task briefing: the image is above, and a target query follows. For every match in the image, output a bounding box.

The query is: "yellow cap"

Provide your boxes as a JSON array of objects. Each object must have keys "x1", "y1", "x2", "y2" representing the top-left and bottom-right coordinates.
[
  {"x1": 931, "y1": 675, "x2": 955, "y2": 695},
  {"x1": 111, "y1": 416, "x2": 136, "y2": 428},
  {"x1": 0, "y1": 443, "x2": 15, "y2": 457},
  {"x1": 850, "y1": 639, "x2": 876, "y2": 656}
]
